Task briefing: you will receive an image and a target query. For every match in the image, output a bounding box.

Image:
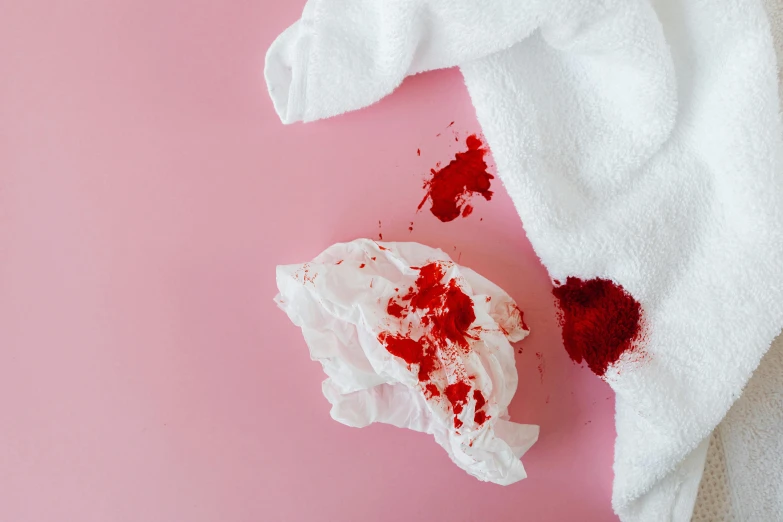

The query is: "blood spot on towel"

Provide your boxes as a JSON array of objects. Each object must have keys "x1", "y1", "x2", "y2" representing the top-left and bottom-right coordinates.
[
  {"x1": 359, "y1": 263, "x2": 365, "y2": 268},
  {"x1": 417, "y1": 134, "x2": 494, "y2": 222},
  {"x1": 552, "y1": 277, "x2": 644, "y2": 376}
]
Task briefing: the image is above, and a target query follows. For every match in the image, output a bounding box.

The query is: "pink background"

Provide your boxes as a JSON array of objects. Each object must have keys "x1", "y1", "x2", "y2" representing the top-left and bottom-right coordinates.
[{"x1": 0, "y1": 2, "x2": 617, "y2": 521}]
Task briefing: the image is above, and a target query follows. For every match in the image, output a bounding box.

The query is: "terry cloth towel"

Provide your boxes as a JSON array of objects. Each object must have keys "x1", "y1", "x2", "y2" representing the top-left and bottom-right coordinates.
[
  {"x1": 264, "y1": 1, "x2": 783, "y2": 520},
  {"x1": 692, "y1": 0, "x2": 783, "y2": 519}
]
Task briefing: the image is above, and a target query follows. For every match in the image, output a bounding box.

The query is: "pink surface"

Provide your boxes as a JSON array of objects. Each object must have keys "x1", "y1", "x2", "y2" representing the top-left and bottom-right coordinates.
[{"x1": 0, "y1": 2, "x2": 617, "y2": 521}]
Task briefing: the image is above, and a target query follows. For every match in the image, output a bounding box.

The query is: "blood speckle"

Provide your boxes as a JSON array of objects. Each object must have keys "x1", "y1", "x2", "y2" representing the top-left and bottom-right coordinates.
[
  {"x1": 462, "y1": 205, "x2": 474, "y2": 218},
  {"x1": 535, "y1": 352, "x2": 544, "y2": 383},
  {"x1": 417, "y1": 148, "x2": 421, "y2": 156},
  {"x1": 371, "y1": 257, "x2": 376, "y2": 261},
  {"x1": 387, "y1": 299, "x2": 405, "y2": 318},
  {"x1": 377, "y1": 260, "x2": 493, "y2": 430},
  {"x1": 417, "y1": 134, "x2": 493, "y2": 222},
  {"x1": 474, "y1": 411, "x2": 488, "y2": 426},
  {"x1": 512, "y1": 304, "x2": 528, "y2": 331},
  {"x1": 445, "y1": 380, "x2": 472, "y2": 420},
  {"x1": 335, "y1": 260, "x2": 344, "y2": 265},
  {"x1": 359, "y1": 263, "x2": 366, "y2": 268},
  {"x1": 473, "y1": 390, "x2": 486, "y2": 410},
  {"x1": 409, "y1": 221, "x2": 414, "y2": 232},
  {"x1": 552, "y1": 277, "x2": 644, "y2": 376},
  {"x1": 485, "y1": 296, "x2": 491, "y2": 303}
]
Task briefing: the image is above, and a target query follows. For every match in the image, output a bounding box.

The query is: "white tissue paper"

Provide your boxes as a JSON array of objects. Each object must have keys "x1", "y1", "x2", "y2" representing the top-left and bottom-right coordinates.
[{"x1": 275, "y1": 239, "x2": 539, "y2": 485}]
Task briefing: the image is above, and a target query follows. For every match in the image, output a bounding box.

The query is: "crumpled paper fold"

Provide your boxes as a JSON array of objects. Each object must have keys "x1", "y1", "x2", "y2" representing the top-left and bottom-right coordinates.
[{"x1": 275, "y1": 239, "x2": 538, "y2": 484}]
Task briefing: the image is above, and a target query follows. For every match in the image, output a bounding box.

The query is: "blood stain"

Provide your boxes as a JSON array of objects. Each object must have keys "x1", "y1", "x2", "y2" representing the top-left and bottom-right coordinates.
[
  {"x1": 552, "y1": 277, "x2": 644, "y2": 376},
  {"x1": 417, "y1": 135, "x2": 493, "y2": 222}
]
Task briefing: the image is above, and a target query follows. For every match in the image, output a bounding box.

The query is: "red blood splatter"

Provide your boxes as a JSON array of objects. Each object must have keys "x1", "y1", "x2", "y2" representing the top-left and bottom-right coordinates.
[
  {"x1": 409, "y1": 221, "x2": 414, "y2": 232},
  {"x1": 379, "y1": 233, "x2": 383, "y2": 240},
  {"x1": 359, "y1": 263, "x2": 366, "y2": 268},
  {"x1": 418, "y1": 135, "x2": 494, "y2": 222},
  {"x1": 552, "y1": 277, "x2": 643, "y2": 376},
  {"x1": 378, "y1": 244, "x2": 389, "y2": 251},
  {"x1": 473, "y1": 390, "x2": 486, "y2": 410},
  {"x1": 378, "y1": 332, "x2": 437, "y2": 382},
  {"x1": 378, "y1": 261, "x2": 487, "y2": 429},
  {"x1": 417, "y1": 148, "x2": 421, "y2": 156},
  {"x1": 474, "y1": 411, "x2": 488, "y2": 426},
  {"x1": 485, "y1": 296, "x2": 491, "y2": 303},
  {"x1": 454, "y1": 418, "x2": 463, "y2": 430},
  {"x1": 445, "y1": 381, "x2": 471, "y2": 412},
  {"x1": 512, "y1": 304, "x2": 528, "y2": 331},
  {"x1": 425, "y1": 383, "x2": 440, "y2": 397},
  {"x1": 447, "y1": 121, "x2": 455, "y2": 128},
  {"x1": 386, "y1": 299, "x2": 406, "y2": 318},
  {"x1": 371, "y1": 257, "x2": 376, "y2": 261},
  {"x1": 404, "y1": 264, "x2": 476, "y2": 352},
  {"x1": 378, "y1": 220, "x2": 383, "y2": 240},
  {"x1": 535, "y1": 352, "x2": 544, "y2": 382},
  {"x1": 335, "y1": 260, "x2": 344, "y2": 265}
]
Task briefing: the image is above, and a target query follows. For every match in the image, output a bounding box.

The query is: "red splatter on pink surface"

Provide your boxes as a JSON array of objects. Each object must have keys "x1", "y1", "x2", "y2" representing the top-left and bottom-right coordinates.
[
  {"x1": 418, "y1": 135, "x2": 494, "y2": 222},
  {"x1": 359, "y1": 263, "x2": 366, "y2": 269},
  {"x1": 535, "y1": 352, "x2": 545, "y2": 383}
]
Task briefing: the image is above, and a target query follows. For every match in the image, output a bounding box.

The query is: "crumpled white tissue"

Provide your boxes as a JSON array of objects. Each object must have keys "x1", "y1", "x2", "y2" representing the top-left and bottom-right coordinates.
[{"x1": 275, "y1": 239, "x2": 539, "y2": 485}]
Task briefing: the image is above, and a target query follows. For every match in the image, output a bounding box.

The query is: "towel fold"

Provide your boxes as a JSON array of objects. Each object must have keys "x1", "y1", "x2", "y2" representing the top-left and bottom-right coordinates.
[{"x1": 265, "y1": 1, "x2": 783, "y2": 519}]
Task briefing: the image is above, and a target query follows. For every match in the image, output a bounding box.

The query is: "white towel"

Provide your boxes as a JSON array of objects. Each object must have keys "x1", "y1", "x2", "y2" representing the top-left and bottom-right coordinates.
[
  {"x1": 264, "y1": 1, "x2": 783, "y2": 520},
  {"x1": 692, "y1": 1, "x2": 783, "y2": 518}
]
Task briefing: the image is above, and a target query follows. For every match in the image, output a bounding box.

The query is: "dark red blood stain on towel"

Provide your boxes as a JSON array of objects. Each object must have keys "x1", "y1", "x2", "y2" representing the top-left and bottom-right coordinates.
[
  {"x1": 552, "y1": 277, "x2": 643, "y2": 376},
  {"x1": 474, "y1": 410, "x2": 488, "y2": 426},
  {"x1": 418, "y1": 134, "x2": 494, "y2": 222}
]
